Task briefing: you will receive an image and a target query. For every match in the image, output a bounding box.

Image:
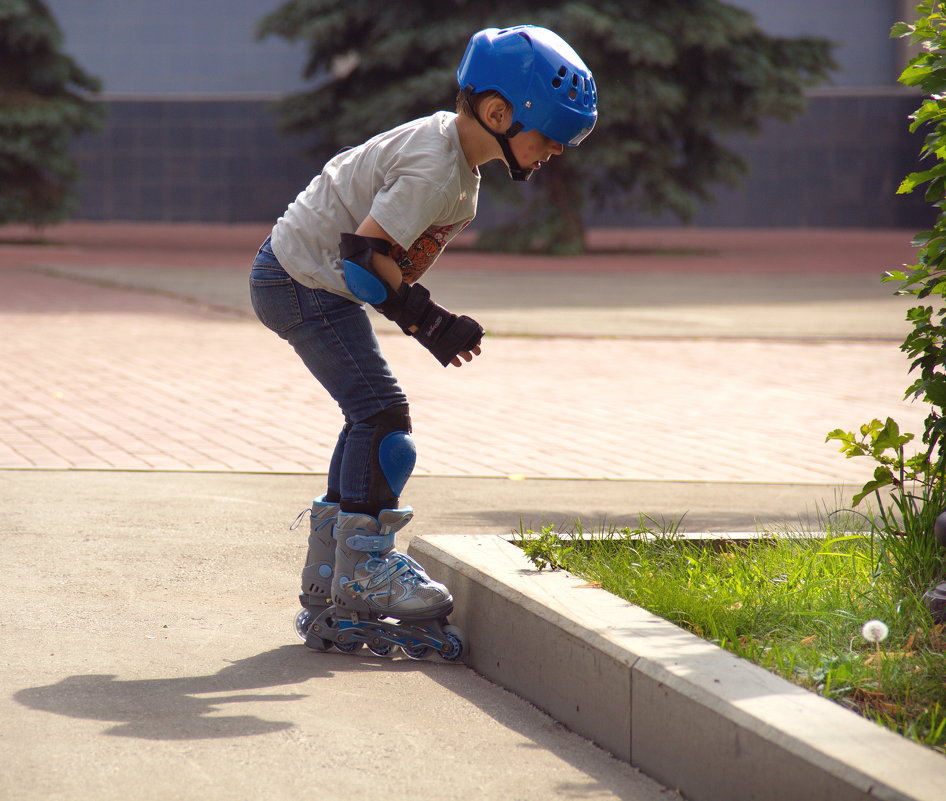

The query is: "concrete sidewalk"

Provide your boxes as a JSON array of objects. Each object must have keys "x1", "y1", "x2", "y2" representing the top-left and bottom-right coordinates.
[
  {"x1": 3, "y1": 470, "x2": 672, "y2": 801},
  {"x1": 0, "y1": 222, "x2": 935, "y2": 800}
]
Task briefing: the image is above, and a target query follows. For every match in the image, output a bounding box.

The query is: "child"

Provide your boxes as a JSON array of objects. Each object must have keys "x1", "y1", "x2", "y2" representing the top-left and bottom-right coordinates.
[{"x1": 250, "y1": 25, "x2": 597, "y2": 656}]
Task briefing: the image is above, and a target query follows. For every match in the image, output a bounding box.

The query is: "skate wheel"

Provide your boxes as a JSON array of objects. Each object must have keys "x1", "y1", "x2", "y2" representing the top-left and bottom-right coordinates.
[
  {"x1": 440, "y1": 625, "x2": 465, "y2": 662},
  {"x1": 333, "y1": 639, "x2": 363, "y2": 654},
  {"x1": 401, "y1": 641, "x2": 430, "y2": 660},
  {"x1": 293, "y1": 608, "x2": 314, "y2": 642},
  {"x1": 367, "y1": 641, "x2": 395, "y2": 657}
]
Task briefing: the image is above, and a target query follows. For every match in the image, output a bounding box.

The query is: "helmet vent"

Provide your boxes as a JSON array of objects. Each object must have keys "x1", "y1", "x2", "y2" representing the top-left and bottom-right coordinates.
[
  {"x1": 569, "y1": 74, "x2": 579, "y2": 100},
  {"x1": 552, "y1": 67, "x2": 595, "y2": 107}
]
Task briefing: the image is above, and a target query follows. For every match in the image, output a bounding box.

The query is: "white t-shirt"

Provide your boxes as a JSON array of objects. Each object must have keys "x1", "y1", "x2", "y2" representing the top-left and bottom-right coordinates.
[{"x1": 270, "y1": 111, "x2": 480, "y2": 301}]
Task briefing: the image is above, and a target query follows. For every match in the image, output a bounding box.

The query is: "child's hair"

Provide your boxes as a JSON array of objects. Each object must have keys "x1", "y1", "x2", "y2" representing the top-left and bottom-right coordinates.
[{"x1": 456, "y1": 87, "x2": 510, "y2": 117}]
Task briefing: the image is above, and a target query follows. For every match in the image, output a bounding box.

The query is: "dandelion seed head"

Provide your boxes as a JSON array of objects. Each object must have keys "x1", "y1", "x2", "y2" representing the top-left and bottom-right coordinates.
[{"x1": 861, "y1": 619, "x2": 889, "y2": 643}]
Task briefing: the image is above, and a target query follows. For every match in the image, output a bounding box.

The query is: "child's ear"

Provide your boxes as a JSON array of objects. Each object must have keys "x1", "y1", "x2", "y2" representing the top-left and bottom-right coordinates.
[{"x1": 482, "y1": 96, "x2": 511, "y2": 133}]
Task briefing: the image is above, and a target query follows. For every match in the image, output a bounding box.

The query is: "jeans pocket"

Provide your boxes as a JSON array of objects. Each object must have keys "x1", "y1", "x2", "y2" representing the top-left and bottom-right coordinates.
[{"x1": 249, "y1": 272, "x2": 303, "y2": 334}]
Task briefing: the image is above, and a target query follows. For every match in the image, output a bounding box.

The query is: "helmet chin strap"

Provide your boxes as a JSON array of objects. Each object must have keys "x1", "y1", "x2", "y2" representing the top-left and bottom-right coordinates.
[{"x1": 467, "y1": 100, "x2": 534, "y2": 181}]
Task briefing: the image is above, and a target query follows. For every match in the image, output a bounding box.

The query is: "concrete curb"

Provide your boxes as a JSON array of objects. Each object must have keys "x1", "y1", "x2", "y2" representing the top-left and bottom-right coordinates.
[{"x1": 407, "y1": 534, "x2": 946, "y2": 801}]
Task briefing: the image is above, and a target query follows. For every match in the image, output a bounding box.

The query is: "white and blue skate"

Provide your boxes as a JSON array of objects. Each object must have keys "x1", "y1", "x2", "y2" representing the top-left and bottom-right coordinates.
[{"x1": 293, "y1": 508, "x2": 466, "y2": 661}]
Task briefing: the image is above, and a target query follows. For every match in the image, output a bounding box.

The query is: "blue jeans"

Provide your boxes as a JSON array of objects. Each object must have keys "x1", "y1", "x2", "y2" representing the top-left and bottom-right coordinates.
[{"x1": 249, "y1": 238, "x2": 408, "y2": 506}]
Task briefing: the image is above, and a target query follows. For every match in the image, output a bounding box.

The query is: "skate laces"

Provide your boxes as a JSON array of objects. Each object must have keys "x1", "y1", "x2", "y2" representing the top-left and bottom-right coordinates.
[
  {"x1": 358, "y1": 553, "x2": 430, "y2": 591},
  {"x1": 289, "y1": 507, "x2": 311, "y2": 531},
  {"x1": 397, "y1": 554, "x2": 431, "y2": 586}
]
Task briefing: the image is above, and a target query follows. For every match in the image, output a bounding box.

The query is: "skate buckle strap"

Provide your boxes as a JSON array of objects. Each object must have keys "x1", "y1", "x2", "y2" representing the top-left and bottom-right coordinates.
[{"x1": 346, "y1": 532, "x2": 396, "y2": 552}]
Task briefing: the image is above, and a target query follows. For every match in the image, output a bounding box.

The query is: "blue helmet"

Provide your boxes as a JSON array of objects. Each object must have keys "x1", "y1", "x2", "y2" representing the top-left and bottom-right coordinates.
[{"x1": 457, "y1": 25, "x2": 597, "y2": 147}]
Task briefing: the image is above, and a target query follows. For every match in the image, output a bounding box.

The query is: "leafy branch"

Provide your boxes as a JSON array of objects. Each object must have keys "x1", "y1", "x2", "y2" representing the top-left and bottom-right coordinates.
[{"x1": 827, "y1": 3, "x2": 946, "y2": 589}]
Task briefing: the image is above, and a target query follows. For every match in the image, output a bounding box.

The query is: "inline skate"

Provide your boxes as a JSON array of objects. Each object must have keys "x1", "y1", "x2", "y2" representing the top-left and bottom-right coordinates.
[
  {"x1": 293, "y1": 508, "x2": 465, "y2": 661},
  {"x1": 295, "y1": 494, "x2": 340, "y2": 610}
]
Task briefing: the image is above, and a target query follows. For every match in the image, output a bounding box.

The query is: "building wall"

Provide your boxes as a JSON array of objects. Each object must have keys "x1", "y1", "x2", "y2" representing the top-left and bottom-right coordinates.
[
  {"x1": 727, "y1": 0, "x2": 905, "y2": 87},
  {"x1": 70, "y1": 99, "x2": 310, "y2": 223},
  {"x1": 48, "y1": 0, "x2": 929, "y2": 227},
  {"x1": 608, "y1": 93, "x2": 932, "y2": 229},
  {"x1": 45, "y1": 0, "x2": 310, "y2": 97}
]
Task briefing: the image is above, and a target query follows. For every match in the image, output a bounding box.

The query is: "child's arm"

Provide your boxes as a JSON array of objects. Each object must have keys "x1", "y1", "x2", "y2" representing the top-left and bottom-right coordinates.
[
  {"x1": 341, "y1": 217, "x2": 483, "y2": 368},
  {"x1": 354, "y1": 217, "x2": 405, "y2": 290}
]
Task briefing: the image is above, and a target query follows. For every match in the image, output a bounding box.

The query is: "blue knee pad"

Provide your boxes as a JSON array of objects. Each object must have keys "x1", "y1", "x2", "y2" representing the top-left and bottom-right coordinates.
[
  {"x1": 378, "y1": 429, "x2": 416, "y2": 497},
  {"x1": 343, "y1": 404, "x2": 415, "y2": 517}
]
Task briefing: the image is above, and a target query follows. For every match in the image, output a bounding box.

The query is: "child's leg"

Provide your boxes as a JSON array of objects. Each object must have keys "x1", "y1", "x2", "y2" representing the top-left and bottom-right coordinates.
[
  {"x1": 278, "y1": 291, "x2": 411, "y2": 509},
  {"x1": 276, "y1": 298, "x2": 450, "y2": 619},
  {"x1": 251, "y1": 247, "x2": 403, "y2": 605},
  {"x1": 250, "y1": 242, "x2": 409, "y2": 503},
  {"x1": 251, "y1": 248, "x2": 450, "y2": 625},
  {"x1": 325, "y1": 422, "x2": 349, "y2": 503}
]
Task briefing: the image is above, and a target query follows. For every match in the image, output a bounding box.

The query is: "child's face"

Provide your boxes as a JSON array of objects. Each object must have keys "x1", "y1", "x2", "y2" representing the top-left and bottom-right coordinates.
[{"x1": 508, "y1": 130, "x2": 565, "y2": 172}]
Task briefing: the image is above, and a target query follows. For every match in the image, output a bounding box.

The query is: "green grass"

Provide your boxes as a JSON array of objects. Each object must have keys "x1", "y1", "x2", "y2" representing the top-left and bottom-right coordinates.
[{"x1": 514, "y1": 516, "x2": 946, "y2": 755}]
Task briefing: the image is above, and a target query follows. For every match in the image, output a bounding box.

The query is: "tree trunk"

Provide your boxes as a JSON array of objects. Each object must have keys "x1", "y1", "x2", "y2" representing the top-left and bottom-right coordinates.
[{"x1": 543, "y1": 156, "x2": 586, "y2": 255}]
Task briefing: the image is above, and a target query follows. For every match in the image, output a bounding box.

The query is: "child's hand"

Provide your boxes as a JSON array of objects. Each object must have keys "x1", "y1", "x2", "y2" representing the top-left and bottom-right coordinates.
[{"x1": 450, "y1": 344, "x2": 482, "y2": 367}]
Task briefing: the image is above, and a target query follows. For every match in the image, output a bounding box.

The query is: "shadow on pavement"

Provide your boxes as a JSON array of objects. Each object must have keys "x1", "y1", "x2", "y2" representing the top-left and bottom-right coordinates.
[
  {"x1": 14, "y1": 641, "x2": 662, "y2": 798},
  {"x1": 14, "y1": 645, "x2": 425, "y2": 741}
]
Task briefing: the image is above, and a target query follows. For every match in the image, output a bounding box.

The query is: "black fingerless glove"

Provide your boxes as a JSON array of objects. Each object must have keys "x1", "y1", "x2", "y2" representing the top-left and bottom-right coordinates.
[
  {"x1": 340, "y1": 232, "x2": 483, "y2": 366},
  {"x1": 403, "y1": 284, "x2": 484, "y2": 366}
]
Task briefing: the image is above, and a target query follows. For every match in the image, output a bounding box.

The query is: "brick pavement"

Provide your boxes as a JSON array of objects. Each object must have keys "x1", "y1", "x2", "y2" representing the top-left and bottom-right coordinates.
[{"x1": 0, "y1": 223, "x2": 927, "y2": 486}]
